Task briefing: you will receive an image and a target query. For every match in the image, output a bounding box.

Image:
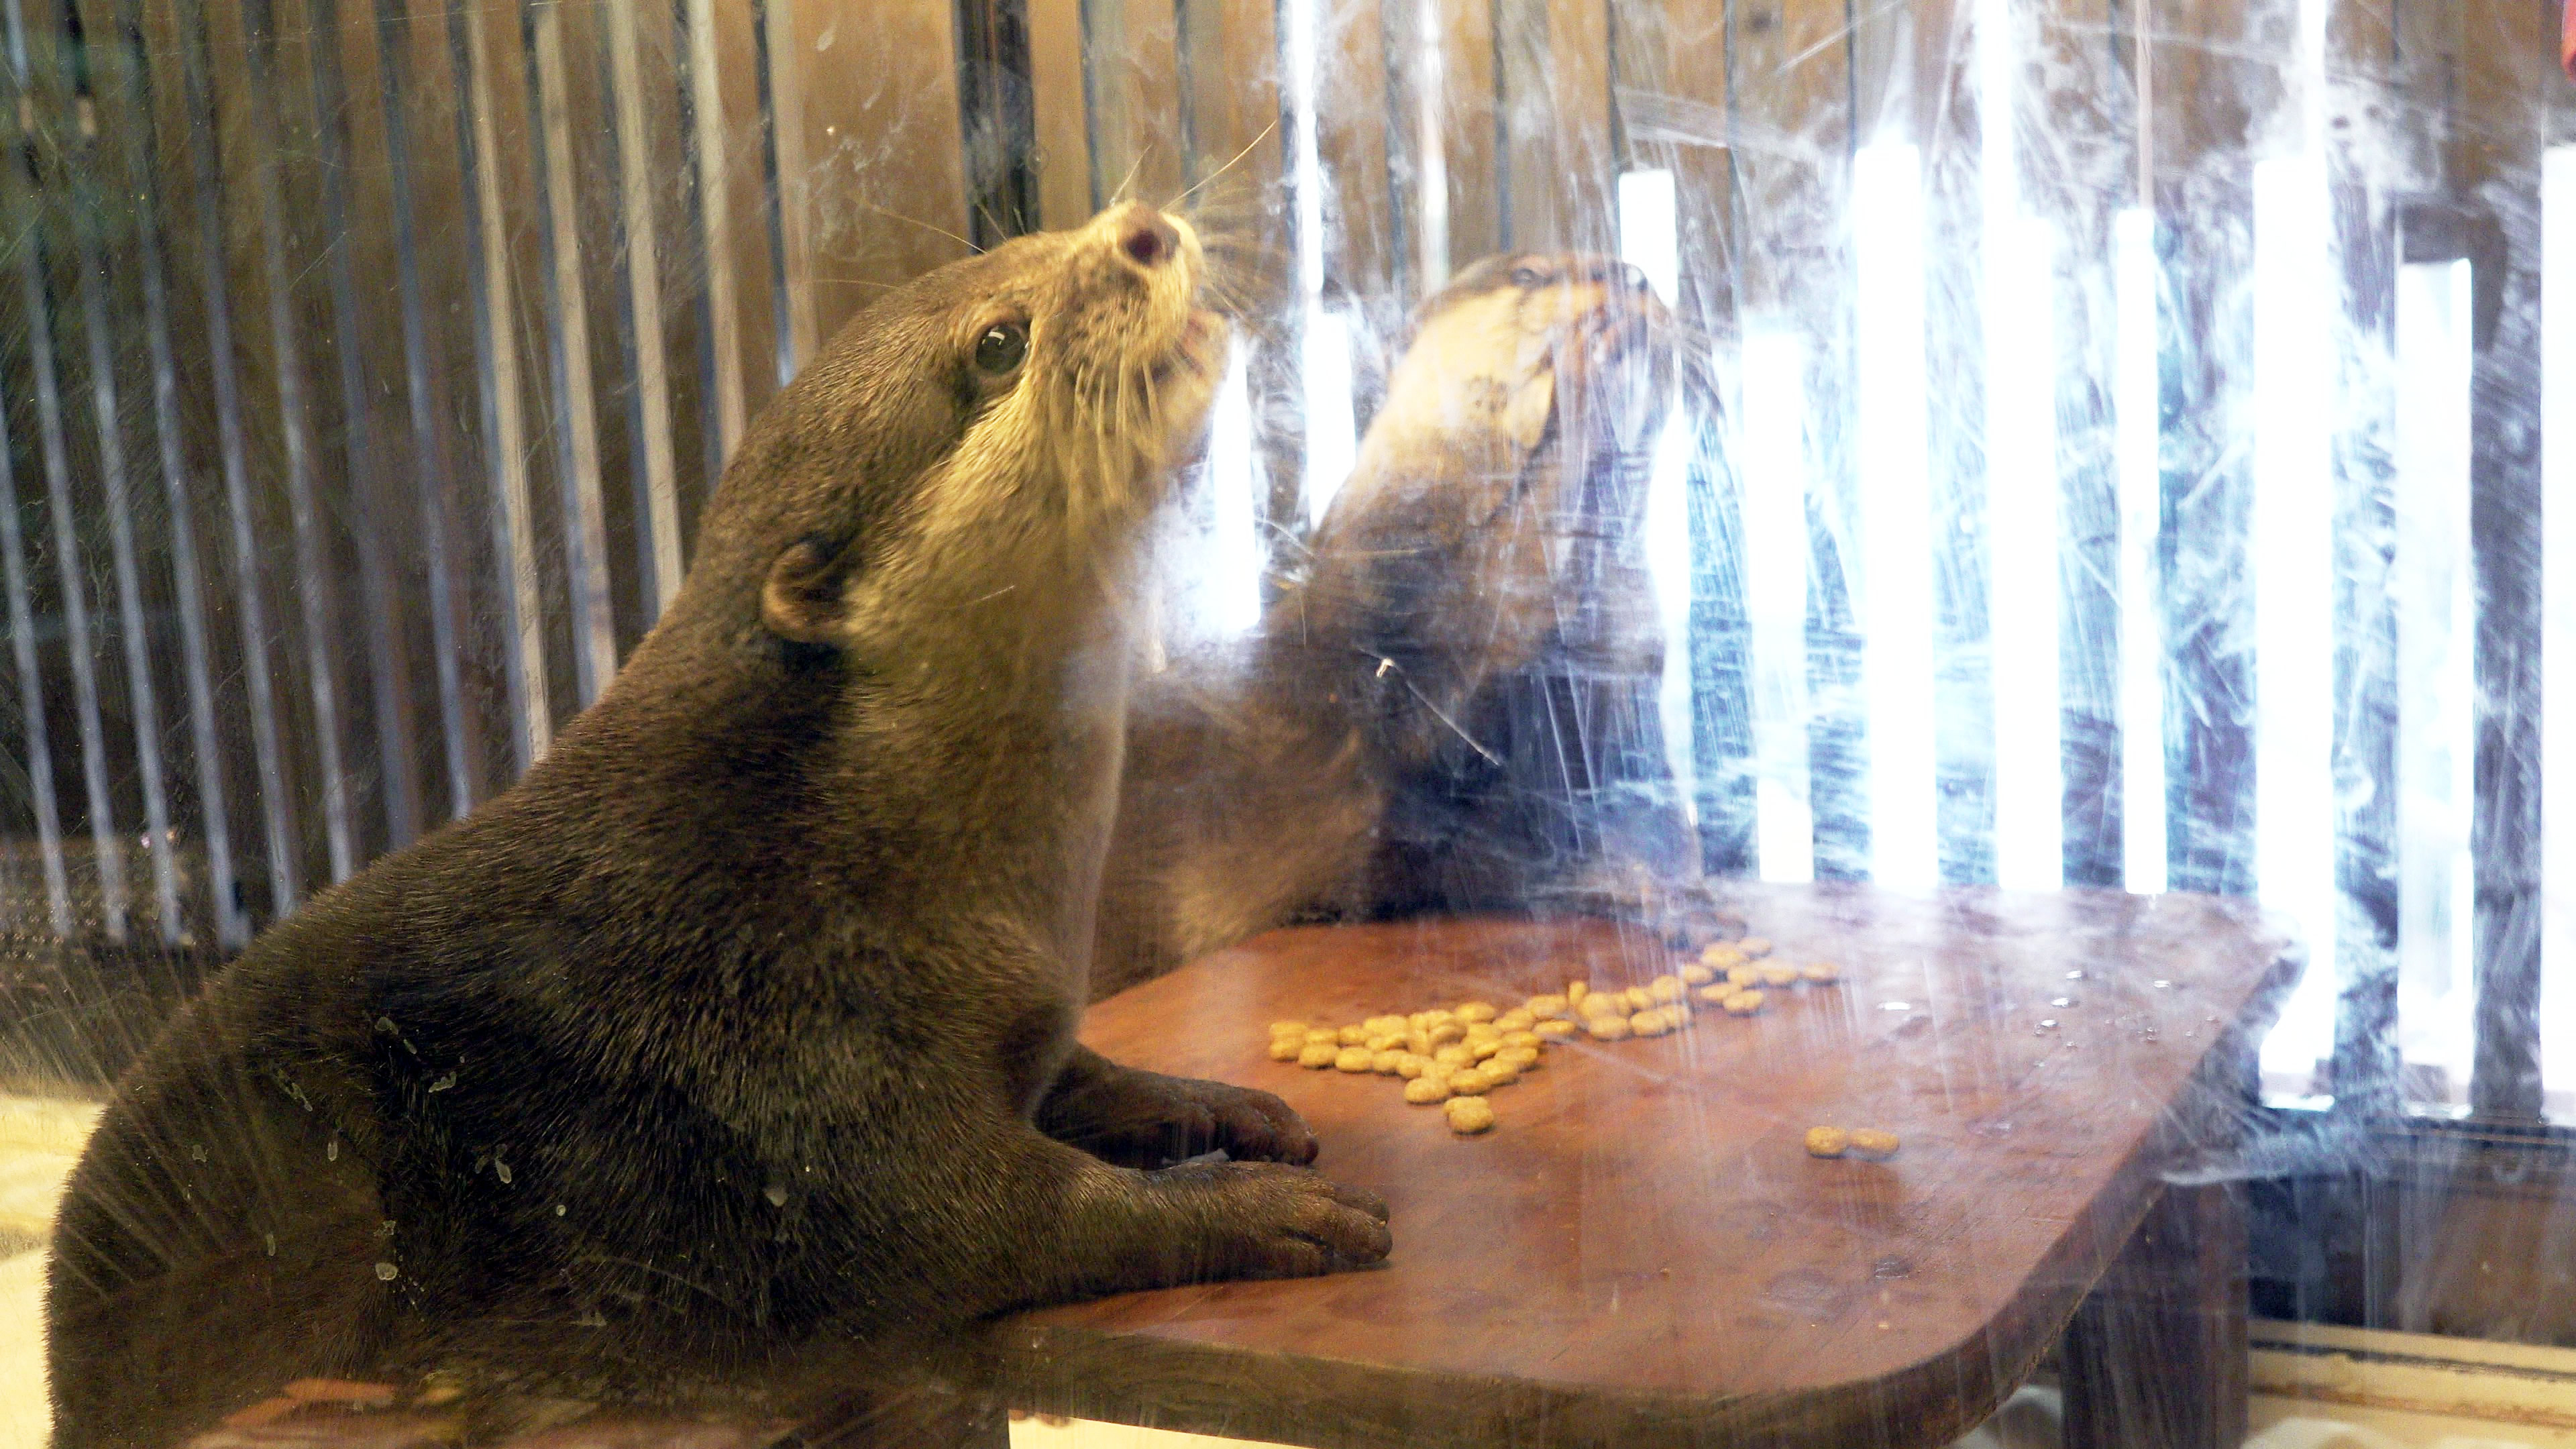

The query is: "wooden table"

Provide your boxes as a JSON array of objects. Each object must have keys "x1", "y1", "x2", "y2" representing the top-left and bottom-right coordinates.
[{"x1": 977, "y1": 883, "x2": 2302, "y2": 1449}]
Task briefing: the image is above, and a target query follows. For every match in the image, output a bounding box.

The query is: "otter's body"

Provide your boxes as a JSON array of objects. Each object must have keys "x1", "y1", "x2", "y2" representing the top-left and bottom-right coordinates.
[
  {"x1": 47, "y1": 207, "x2": 1387, "y2": 1449},
  {"x1": 1097, "y1": 255, "x2": 1717, "y2": 994}
]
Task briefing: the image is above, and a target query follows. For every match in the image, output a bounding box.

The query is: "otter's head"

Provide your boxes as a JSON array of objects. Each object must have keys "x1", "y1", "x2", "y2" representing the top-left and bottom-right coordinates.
[
  {"x1": 1377, "y1": 253, "x2": 1684, "y2": 462},
  {"x1": 681, "y1": 203, "x2": 1227, "y2": 655}
]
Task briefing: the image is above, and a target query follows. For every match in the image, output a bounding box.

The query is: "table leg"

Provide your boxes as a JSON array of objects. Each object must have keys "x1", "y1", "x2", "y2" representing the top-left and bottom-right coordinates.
[{"x1": 2059, "y1": 1181, "x2": 2250, "y2": 1449}]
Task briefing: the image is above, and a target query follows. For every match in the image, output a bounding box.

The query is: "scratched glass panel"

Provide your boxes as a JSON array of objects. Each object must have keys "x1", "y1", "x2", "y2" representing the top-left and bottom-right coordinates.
[{"x1": 0, "y1": 0, "x2": 2569, "y2": 1445}]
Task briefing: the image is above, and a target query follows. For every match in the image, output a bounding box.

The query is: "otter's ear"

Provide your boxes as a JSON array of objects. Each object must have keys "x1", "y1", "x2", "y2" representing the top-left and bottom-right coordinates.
[{"x1": 759, "y1": 539, "x2": 849, "y2": 645}]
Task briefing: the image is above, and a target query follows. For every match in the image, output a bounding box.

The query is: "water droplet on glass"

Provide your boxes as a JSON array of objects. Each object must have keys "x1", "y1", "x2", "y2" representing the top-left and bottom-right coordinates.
[
  {"x1": 494, "y1": 1160, "x2": 513, "y2": 1185},
  {"x1": 374, "y1": 1262, "x2": 398, "y2": 1281},
  {"x1": 264, "y1": 1232, "x2": 276, "y2": 1256},
  {"x1": 326, "y1": 1140, "x2": 339, "y2": 1162},
  {"x1": 429, "y1": 1071, "x2": 456, "y2": 1093},
  {"x1": 1878, "y1": 1001, "x2": 1912, "y2": 1012},
  {"x1": 555, "y1": 1203, "x2": 567, "y2": 1216},
  {"x1": 2039, "y1": 1019, "x2": 2059, "y2": 1029},
  {"x1": 2065, "y1": 970, "x2": 2086, "y2": 980},
  {"x1": 2152, "y1": 979, "x2": 2172, "y2": 989},
  {"x1": 2050, "y1": 997, "x2": 2072, "y2": 1008},
  {"x1": 765, "y1": 1183, "x2": 789, "y2": 1208}
]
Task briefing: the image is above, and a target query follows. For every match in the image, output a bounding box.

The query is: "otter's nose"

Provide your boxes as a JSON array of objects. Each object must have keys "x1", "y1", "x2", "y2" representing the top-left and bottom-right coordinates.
[{"x1": 1117, "y1": 207, "x2": 1181, "y2": 269}]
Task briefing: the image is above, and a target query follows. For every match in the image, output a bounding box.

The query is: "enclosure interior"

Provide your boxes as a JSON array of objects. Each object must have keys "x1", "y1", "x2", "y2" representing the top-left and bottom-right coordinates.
[{"x1": 0, "y1": 0, "x2": 2570, "y2": 1432}]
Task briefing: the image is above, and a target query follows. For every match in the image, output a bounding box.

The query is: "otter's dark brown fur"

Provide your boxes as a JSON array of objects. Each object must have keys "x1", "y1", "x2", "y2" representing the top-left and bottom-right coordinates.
[
  {"x1": 1096, "y1": 254, "x2": 1724, "y2": 995},
  {"x1": 44, "y1": 205, "x2": 1389, "y2": 1449}
]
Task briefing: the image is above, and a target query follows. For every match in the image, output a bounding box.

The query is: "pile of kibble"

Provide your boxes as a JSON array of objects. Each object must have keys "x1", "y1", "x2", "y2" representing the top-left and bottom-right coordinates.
[{"x1": 1263, "y1": 936, "x2": 1859, "y2": 1138}]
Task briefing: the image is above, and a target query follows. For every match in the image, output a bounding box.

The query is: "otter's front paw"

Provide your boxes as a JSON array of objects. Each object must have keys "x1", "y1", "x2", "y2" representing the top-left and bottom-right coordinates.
[
  {"x1": 1041, "y1": 1068, "x2": 1320, "y2": 1169},
  {"x1": 1168, "y1": 1160, "x2": 1390, "y2": 1280}
]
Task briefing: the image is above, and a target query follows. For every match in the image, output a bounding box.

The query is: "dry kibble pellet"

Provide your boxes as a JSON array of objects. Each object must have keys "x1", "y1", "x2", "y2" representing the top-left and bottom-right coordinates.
[
  {"x1": 1693, "y1": 983, "x2": 1735, "y2": 1008},
  {"x1": 1368, "y1": 1014, "x2": 1409, "y2": 1035},
  {"x1": 1303, "y1": 1028, "x2": 1338, "y2": 1045},
  {"x1": 1267, "y1": 1036, "x2": 1304, "y2": 1062},
  {"x1": 1404, "y1": 1075, "x2": 1453, "y2": 1106},
  {"x1": 1434, "y1": 1044, "x2": 1477, "y2": 1068},
  {"x1": 1534, "y1": 1018, "x2": 1578, "y2": 1041},
  {"x1": 1805, "y1": 1126, "x2": 1850, "y2": 1158},
  {"x1": 1271, "y1": 1020, "x2": 1310, "y2": 1038},
  {"x1": 1723, "y1": 990, "x2": 1765, "y2": 1016},
  {"x1": 1802, "y1": 963, "x2": 1843, "y2": 984},
  {"x1": 1497, "y1": 1045, "x2": 1541, "y2": 1072},
  {"x1": 1760, "y1": 965, "x2": 1799, "y2": 987},
  {"x1": 1334, "y1": 1046, "x2": 1373, "y2": 1073},
  {"x1": 1469, "y1": 1038, "x2": 1503, "y2": 1062},
  {"x1": 1466, "y1": 1022, "x2": 1503, "y2": 1043},
  {"x1": 1365, "y1": 1033, "x2": 1401, "y2": 1053},
  {"x1": 1481, "y1": 1057, "x2": 1520, "y2": 1085},
  {"x1": 1448, "y1": 1068, "x2": 1493, "y2": 1095},
  {"x1": 1372, "y1": 1050, "x2": 1405, "y2": 1075},
  {"x1": 1848, "y1": 1128, "x2": 1901, "y2": 1156},
  {"x1": 1629, "y1": 1009, "x2": 1673, "y2": 1038},
  {"x1": 1584, "y1": 1014, "x2": 1632, "y2": 1042},
  {"x1": 1725, "y1": 965, "x2": 1761, "y2": 988},
  {"x1": 1738, "y1": 937, "x2": 1774, "y2": 958},
  {"x1": 1566, "y1": 981, "x2": 1591, "y2": 1008},
  {"x1": 1299, "y1": 1042, "x2": 1338, "y2": 1069},
  {"x1": 1456, "y1": 1002, "x2": 1499, "y2": 1025},
  {"x1": 1527, "y1": 994, "x2": 1569, "y2": 1020},
  {"x1": 1622, "y1": 986, "x2": 1655, "y2": 1013},
  {"x1": 1701, "y1": 945, "x2": 1746, "y2": 969},
  {"x1": 1679, "y1": 963, "x2": 1715, "y2": 987},
  {"x1": 1648, "y1": 975, "x2": 1686, "y2": 1004},
  {"x1": 1337, "y1": 1024, "x2": 1371, "y2": 1046},
  {"x1": 1426, "y1": 1022, "x2": 1466, "y2": 1046},
  {"x1": 1501, "y1": 1029, "x2": 1543, "y2": 1050},
  {"x1": 1496, "y1": 1008, "x2": 1536, "y2": 1033},
  {"x1": 1396, "y1": 1054, "x2": 1432, "y2": 1079},
  {"x1": 1445, "y1": 1095, "x2": 1497, "y2": 1134}
]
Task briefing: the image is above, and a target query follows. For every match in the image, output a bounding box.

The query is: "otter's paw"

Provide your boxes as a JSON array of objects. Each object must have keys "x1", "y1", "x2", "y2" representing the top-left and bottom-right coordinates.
[
  {"x1": 1172, "y1": 1160, "x2": 1391, "y2": 1280},
  {"x1": 1045, "y1": 1069, "x2": 1320, "y2": 1169}
]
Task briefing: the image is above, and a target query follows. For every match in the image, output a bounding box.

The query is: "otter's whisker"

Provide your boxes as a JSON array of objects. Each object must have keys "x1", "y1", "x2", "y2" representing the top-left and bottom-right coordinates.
[
  {"x1": 1168, "y1": 119, "x2": 1279, "y2": 213},
  {"x1": 867, "y1": 203, "x2": 977, "y2": 254}
]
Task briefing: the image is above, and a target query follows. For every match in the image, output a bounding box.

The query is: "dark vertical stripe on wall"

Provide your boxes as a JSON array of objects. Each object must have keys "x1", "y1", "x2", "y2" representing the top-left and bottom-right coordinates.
[
  {"x1": 179, "y1": 0, "x2": 299, "y2": 916},
  {"x1": 375, "y1": 0, "x2": 478, "y2": 823},
  {"x1": 751, "y1": 0, "x2": 792, "y2": 387},
  {"x1": 957, "y1": 0, "x2": 1037, "y2": 245},
  {"x1": 2, "y1": 0, "x2": 130, "y2": 938}
]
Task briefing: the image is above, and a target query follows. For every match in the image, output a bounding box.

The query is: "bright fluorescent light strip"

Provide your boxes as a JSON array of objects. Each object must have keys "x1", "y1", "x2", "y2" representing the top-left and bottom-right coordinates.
[
  {"x1": 1986, "y1": 214, "x2": 2061, "y2": 891},
  {"x1": 2394, "y1": 258, "x2": 2476, "y2": 1098},
  {"x1": 1854, "y1": 142, "x2": 1939, "y2": 894},
  {"x1": 1619, "y1": 169, "x2": 1698, "y2": 823},
  {"x1": 1979, "y1": 0, "x2": 2059, "y2": 891},
  {"x1": 1285, "y1": 0, "x2": 1353, "y2": 527},
  {"x1": 1618, "y1": 169, "x2": 1682, "y2": 309},
  {"x1": 2114, "y1": 207, "x2": 2167, "y2": 894},
  {"x1": 1415, "y1": 0, "x2": 1448, "y2": 291},
  {"x1": 1742, "y1": 329, "x2": 1815, "y2": 882},
  {"x1": 1287, "y1": 0, "x2": 1325, "y2": 302},
  {"x1": 2544, "y1": 145, "x2": 2575, "y2": 1105},
  {"x1": 2251, "y1": 151, "x2": 2339, "y2": 1087},
  {"x1": 1203, "y1": 346, "x2": 1263, "y2": 635},
  {"x1": 1302, "y1": 312, "x2": 1357, "y2": 527}
]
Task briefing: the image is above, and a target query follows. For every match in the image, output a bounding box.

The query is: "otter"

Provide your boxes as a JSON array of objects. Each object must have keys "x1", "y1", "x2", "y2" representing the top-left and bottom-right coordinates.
[
  {"x1": 44, "y1": 203, "x2": 1389, "y2": 1449},
  {"x1": 1097, "y1": 254, "x2": 1725, "y2": 995}
]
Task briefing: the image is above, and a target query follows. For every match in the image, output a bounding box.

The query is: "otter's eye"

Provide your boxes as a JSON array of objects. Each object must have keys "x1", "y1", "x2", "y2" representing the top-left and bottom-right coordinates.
[
  {"x1": 1509, "y1": 265, "x2": 1544, "y2": 288},
  {"x1": 973, "y1": 321, "x2": 1028, "y2": 377}
]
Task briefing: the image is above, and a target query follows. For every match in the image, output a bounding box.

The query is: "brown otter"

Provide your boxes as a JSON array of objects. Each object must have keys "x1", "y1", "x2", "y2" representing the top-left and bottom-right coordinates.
[
  {"x1": 1097, "y1": 254, "x2": 1725, "y2": 995},
  {"x1": 44, "y1": 203, "x2": 1388, "y2": 1449}
]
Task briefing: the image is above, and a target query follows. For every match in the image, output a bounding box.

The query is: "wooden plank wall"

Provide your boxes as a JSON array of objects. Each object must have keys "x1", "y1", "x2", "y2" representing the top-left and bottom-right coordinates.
[{"x1": 0, "y1": 0, "x2": 2561, "y2": 1119}]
